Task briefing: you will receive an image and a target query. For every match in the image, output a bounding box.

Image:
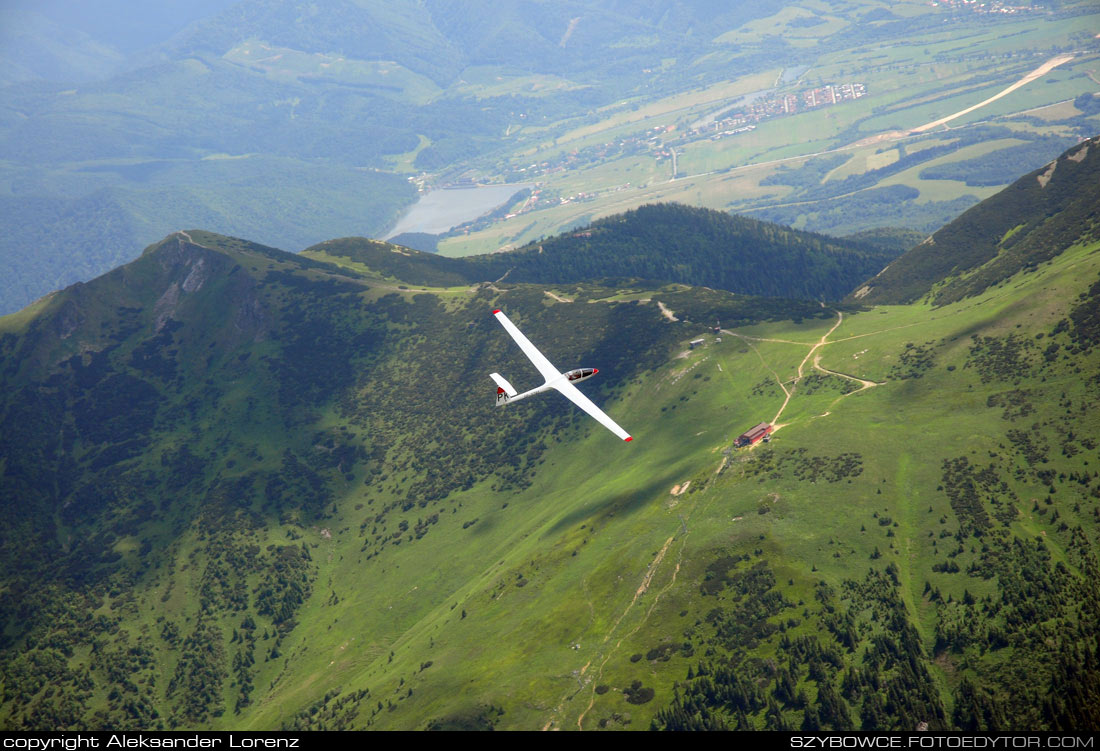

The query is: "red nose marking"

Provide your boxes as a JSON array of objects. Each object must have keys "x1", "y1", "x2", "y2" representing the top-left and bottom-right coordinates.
[{"x1": 593, "y1": 368, "x2": 599, "y2": 374}]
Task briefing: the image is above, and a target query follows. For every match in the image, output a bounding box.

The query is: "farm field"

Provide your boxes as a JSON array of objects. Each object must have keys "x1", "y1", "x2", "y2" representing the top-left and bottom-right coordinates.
[{"x1": 435, "y1": 5, "x2": 1100, "y2": 256}]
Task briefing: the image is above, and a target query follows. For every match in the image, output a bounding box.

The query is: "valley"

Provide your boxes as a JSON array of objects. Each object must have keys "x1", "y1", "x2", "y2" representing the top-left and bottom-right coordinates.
[{"x1": 4, "y1": 0, "x2": 1099, "y2": 314}]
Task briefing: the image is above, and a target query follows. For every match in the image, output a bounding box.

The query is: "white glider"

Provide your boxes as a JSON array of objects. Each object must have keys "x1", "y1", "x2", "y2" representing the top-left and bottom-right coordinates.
[{"x1": 490, "y1": 309, "x2": 633, "y2": 442}]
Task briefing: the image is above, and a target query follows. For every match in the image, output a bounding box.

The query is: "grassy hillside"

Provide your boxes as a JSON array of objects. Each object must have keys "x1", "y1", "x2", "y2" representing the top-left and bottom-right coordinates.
[
  {"x1": 1, "y1": 214, "x2": 1098, "y2": 730},
  {"x1": 850, "y1": 135, "x2": 1100, "y2": 306}
]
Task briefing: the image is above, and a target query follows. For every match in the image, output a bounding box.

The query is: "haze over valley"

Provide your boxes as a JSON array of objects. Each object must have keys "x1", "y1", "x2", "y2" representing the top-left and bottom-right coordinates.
[{"x1": 2, "y1": 0, "x2": 1098, "y2": 313}]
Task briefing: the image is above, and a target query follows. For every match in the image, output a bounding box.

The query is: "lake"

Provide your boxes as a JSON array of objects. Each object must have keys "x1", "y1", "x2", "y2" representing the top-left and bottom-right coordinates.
[{"x1": 384, "y1": 183, "x2": 532, "y2": 239}]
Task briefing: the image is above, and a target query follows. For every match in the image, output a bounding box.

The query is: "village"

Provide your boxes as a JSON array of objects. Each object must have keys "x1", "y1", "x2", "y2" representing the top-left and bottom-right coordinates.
[
  {"x1": 692, "y1": 83, "x2": 867, "y2": 141},
  {"x1": 928, "y1": 0, "x2": 1046, "y2": 16},
  {"x1": 501, "y1": 82, "x2": 867, "y2": 187}
]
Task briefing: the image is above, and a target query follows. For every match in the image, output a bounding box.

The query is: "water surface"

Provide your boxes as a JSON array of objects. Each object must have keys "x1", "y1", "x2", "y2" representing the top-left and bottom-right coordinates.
[{"x1": 384, "y1": 184, "x2": 532, "y2": 239}]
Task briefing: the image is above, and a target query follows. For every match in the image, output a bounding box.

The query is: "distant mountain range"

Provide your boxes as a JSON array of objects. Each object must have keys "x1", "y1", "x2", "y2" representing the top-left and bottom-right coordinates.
[
  {"x1": 0, "y1": 0, "x2": 793, "y2": 315},
  {"x1": 2, "y1": 0, "x2": 1095, "y2": 317}
]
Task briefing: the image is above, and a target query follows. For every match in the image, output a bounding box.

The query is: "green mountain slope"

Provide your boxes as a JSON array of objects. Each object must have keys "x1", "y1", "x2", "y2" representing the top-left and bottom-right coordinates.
[
  {"x1": 1, "y1": 206, "x2": 1099, "y2": 730},
  {"x1": 849, "y1": 135, "x2": 1100, "y2": 306},
  {"x1": 305, "y1": 203, "x2": 903, "y2": 302}
]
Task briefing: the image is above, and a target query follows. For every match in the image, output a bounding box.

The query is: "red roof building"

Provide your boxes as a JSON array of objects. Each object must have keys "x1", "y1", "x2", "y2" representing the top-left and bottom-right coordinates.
[{"x1": 736, "y1": 423, "x2": 773, "y2": 447}]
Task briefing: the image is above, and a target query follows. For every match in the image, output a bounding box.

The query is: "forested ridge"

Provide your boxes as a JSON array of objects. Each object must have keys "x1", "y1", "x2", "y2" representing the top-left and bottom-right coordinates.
[{"x1": 308, "y1": 203, "x2": 902, "y2": 302}]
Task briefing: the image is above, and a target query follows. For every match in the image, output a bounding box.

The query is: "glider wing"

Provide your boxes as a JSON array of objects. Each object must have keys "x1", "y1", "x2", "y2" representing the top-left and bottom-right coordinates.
[
  {"x1": 552, "y1": 379, "x2": 633, "y2": 442},
  {"x1": 492, "y1": 309, "x2": 560, "y2": 382}
]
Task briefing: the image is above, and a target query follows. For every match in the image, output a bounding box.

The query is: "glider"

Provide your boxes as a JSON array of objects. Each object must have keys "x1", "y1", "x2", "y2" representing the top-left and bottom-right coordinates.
[{"x1": 490, "y1": 309, "x2": 633, "y2": 442}]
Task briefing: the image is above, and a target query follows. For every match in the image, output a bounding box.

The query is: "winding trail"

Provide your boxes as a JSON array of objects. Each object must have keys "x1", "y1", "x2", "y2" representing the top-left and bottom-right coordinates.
[
  {"x1": 812, "y1": 354, "x2": 882, "y2": 392},
  {"x1": 727, "y1": 311, "x2": 886, "y2": 429},
  {"x1": 773, "y1": 311, "x2": 846, "y2": 426}
]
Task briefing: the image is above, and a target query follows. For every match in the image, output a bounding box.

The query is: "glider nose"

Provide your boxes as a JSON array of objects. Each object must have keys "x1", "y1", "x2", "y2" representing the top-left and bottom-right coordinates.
[{"x1": 593, "y1": 368, "x2": 599, "y2": 374}]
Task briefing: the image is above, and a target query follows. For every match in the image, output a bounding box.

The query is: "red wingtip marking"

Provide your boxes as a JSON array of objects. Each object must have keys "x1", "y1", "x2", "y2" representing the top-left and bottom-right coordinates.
[
  {"x1": 492, "y1": 309, "x2": 501, "y2": 314},
  {"x1": 625, "y1": 436, "x2": 633, "y2": 442}
]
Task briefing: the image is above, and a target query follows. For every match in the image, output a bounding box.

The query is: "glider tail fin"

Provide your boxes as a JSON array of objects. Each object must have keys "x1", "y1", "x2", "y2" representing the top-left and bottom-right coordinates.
[{"x1": 490, "y1": 373, "x2": 518, "y2": 406}]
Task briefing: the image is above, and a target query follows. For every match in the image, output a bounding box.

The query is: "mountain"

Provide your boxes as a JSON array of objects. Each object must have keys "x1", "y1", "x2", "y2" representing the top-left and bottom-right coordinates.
[
  {"x1": 2, "y1": 162, "x2": 1100, "y2": 729},
  {"x1": 0, "y1": 8, "x2": 125, "y2": 86},
  {"x1": 152, "y1": 0, "x2": 789, "y2": 86},
  {"x1": 0, "y1": 158, "x2": 416, "y2": 316},
  {"x1": 305, "y1": 203, "x2": 904, "y2": 302},
  {"x1": 849, "y1": 135, "x2": 1100, "y2": 306},
  {"x1": 0, "y1": 228, "x2": 830, "y2": 730},
  {"x1": 3, "y1": 0, "x2": 1094, "y2": 317}
]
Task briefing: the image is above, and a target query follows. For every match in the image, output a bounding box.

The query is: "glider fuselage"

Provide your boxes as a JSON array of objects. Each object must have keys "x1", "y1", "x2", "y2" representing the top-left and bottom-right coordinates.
[{"x1": 497, "y1": 368, "x2": 597, "y2": 405}]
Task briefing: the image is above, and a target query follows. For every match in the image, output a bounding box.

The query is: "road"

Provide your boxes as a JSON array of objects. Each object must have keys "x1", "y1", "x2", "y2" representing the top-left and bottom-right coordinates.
[{"x1": 911, "y1": 53, "x2": 1075, "y2": 133}]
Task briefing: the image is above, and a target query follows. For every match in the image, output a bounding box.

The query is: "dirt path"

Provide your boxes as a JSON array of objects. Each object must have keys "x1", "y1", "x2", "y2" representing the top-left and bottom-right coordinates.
[
  {"x1": 566, "y1": 448, "x2": 750, "y2": 729},
  {"x1": 657, "y1": 301, "x2": 679, "y2": 322},
  {"x1": 765, "y1": 312, "x2": 846, "y2": 426},
  {"x1": 728, "y1": 311, "x2": 885, "y2": 429},
  {"x1": 572, "y1": 534, "x2": 684, "y2": 730},
  {"x1": 544, "y1": 290, "x2": 574, "y2": 303},
  {"x1": 827, "y1": 319, "x2": 930, "y2": 344},
  {"x1": 545, "y1": 312, "x2": 889, "y2": 731},
  {"x1": 549, "y1": 449, "x2": 756, "y2": 731},
  {"x1": 176, "y1": 230, "x2": 202, "y2": 247},
  {"x1": 724, "y1": 331, "x2": 811, "y2": 346},
  {"x1": 730, "y1": 332, "x2": 791, "y2": 404},
  {"x1": 812, "y1": 354, "x2": 882, "y2": 391},
  {"x1": 540, "y1": 533, "x2": 683, "y2": 732}
]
